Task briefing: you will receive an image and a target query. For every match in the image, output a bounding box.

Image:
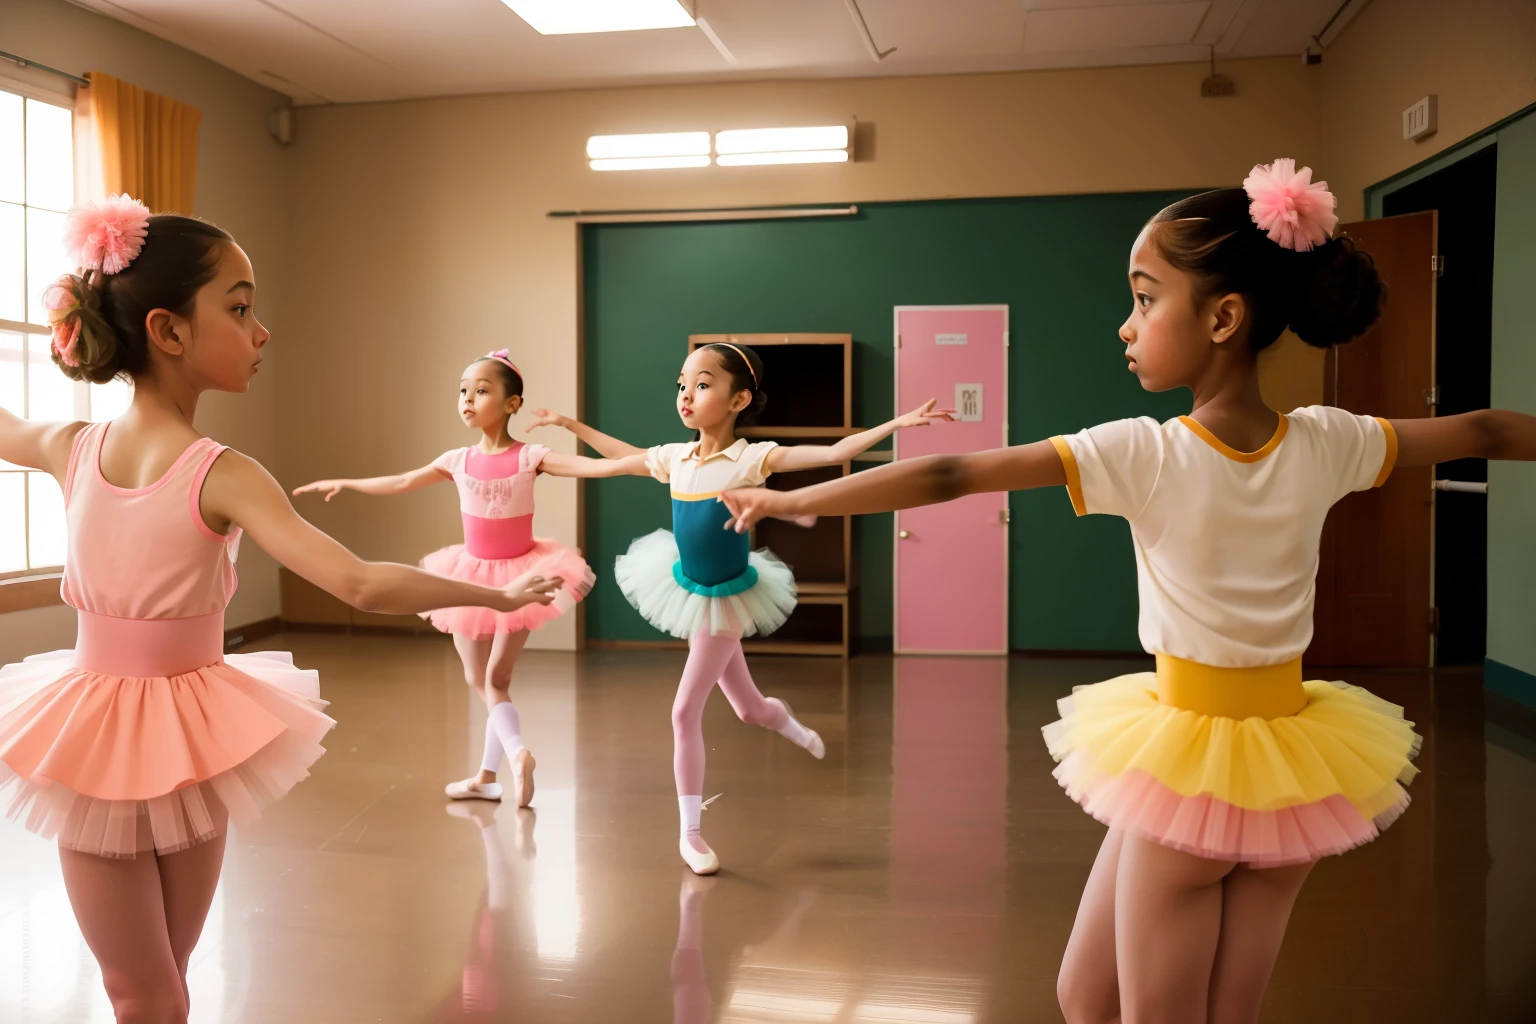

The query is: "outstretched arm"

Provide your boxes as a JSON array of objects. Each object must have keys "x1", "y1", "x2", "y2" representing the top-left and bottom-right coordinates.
[
  {"x1": 1393, "y1": 409, "x2": 1536, "y2": 466},
  {"x1": 0, "y1": 407, "x2": 85, "y2": 482},
  {"x1": 527, "y1": 409, "x2": 644, "y2": 460},
  {"x1": 291, "y1": 462, "x2": 446, "y2": 502},
  {"x1": 537, "y1": 451, "x2": 651, "y2": 479},
  {"x1": 765, "y1": 399, "x2": 954, "y2": 473},
  {"x1": 723, "y1": 440, "x2": 1064, "y2": 532},
  {"x1": 206, "y1": 453, "x2": 561, "y2": 614}
]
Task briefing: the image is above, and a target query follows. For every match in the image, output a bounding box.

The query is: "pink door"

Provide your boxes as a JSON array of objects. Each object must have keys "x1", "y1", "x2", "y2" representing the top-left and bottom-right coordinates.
[{"x1": 893, "y1": 306, "x2": 1008, "y2": 654}]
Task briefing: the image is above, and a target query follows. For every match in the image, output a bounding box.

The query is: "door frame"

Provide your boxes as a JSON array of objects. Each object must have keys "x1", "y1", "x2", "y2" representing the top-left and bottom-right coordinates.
[{"x1": 892, "y1": 304, "x2": 1010, "y2": 656}]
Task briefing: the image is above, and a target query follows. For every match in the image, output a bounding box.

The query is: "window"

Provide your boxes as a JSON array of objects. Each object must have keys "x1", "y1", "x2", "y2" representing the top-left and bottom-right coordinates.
[{"x1": 1, "y1": 87, "x2": 131, "y2": 577}]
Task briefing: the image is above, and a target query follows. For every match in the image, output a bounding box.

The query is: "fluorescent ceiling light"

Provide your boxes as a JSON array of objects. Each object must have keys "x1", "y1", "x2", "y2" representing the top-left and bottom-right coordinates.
[
  {"x1": 715, "y1": 125, "x2": 850, "y2": 155},
  {"x1": 587, "y1": 131, "x2": 710, "y2": 160},
  {"x1": 502, "y1": 0, "x2": 695, "y2": 35},
  {"x1": 717, "y1": 150, "x2": 851, "y2": 167},
  {"x1": 591, "y1": 155, "x2": 711, "y2": 171}
]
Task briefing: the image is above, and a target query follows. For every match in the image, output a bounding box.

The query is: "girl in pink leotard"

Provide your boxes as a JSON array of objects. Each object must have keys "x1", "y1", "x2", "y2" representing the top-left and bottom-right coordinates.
[
  {"x1": 295, "y1": 351, "x2": 593, "y2": 808},
  {"x1": 0, "y1": 196, "x2": 559, "y2": 1024}
]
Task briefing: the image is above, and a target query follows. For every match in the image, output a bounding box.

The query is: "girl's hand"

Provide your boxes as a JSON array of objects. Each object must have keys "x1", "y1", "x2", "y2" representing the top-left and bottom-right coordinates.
[
  {"x1": 526, "y1": 408, "x2": 569, "y2": 431},
  {"x1": 895, "y1": 398, "x2": 956, "y2": 429},
  {"x1": 292, "y1": 479, "x2": 349, "y2": 502},
  {"x1": 720, "y1": 489, "x2": 794, "y2": 534},
  {"x1": 504, "y1": 572, "x2": 563, "y2": 610}
]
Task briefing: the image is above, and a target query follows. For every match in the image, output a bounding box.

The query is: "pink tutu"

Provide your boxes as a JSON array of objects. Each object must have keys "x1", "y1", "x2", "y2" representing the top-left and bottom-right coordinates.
[
  {"x1": 420, "y1": 538, "x2": 594, "y2": 639},
  {"x1": 0, "y1": 648, "x2": 335, "y2": 858}
]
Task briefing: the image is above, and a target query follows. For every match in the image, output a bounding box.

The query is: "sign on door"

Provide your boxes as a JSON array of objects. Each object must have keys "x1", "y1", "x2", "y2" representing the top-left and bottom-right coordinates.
[{"x1": 956, "y1": 383, "x2": 983, "y2": 422}]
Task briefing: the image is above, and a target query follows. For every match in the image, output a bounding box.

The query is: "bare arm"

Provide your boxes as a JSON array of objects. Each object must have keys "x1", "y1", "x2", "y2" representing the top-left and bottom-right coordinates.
[
  {"x1": 765, "y1": 399, "x2": 954, "y2": 473},
  {"x1": 722, "y1": 440, "x2": 1065, "y2": 531},
  {"x1": 527, "y1": 408, "x2": 644, "y2": 460},
  {"x1": 1393, "y1": 409, "x2": 1536, "y2": 467},
  {"x1": 205, "y1": 453, "x2": 560, "y2": 614},
  {"x1": 291, "y1": 463, "x2": 446, "y2": 502},
  {"x1": 0, "y1": 408, "x2": 86, "y2": 481},
  {"x1": 537, "y1": 451, "x2": 651, "y2": 479}
]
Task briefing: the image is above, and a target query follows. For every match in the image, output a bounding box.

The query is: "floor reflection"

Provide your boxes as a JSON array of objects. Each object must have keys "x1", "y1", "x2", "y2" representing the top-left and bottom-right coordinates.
[{"x1": 0, "y1": 637, "x2": 1533, "y2": 1022}]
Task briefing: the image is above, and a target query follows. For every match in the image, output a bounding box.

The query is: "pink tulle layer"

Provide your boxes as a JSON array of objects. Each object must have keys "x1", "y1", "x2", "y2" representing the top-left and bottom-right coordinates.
[
  {"x1": 0, "y1": 649, "x2": 334, "y2": 858},
  {"x1": 1053, "y1": 751, "x2": 1410, "y2": 867},
  {"x1": 420, "y1": 539, "x2": 594, "y2": 639}
]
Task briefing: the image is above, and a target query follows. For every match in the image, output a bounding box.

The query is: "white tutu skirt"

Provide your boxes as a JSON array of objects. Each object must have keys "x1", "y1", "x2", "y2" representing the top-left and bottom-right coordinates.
[
  {"x1": 0, "y1": 648, "x2": 333, "y2": 858},
  {"x1": 613, "y1": 529, "x2": 797, "y2": 639}
]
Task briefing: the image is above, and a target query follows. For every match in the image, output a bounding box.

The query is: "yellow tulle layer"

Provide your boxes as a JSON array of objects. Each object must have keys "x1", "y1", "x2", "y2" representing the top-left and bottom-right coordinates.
[{"x1": 1042, "y1": 672, "x2": 1421, "y2": 817}]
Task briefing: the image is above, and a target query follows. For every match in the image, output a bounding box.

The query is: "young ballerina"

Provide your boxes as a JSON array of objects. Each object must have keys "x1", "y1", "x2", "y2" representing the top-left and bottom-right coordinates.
[
  {"x1": 293, "y1": 351, "x2": 594, "y2": 807},
  {"x1": 527, "y1": 342, "x2": 951, "y2": 873},
  {"x1": 721, "y1": 160, "x2": 1536, "y2": 1021},
  {"x1": 0, "y1": 196, "x2": 560, "y2": 1024}
]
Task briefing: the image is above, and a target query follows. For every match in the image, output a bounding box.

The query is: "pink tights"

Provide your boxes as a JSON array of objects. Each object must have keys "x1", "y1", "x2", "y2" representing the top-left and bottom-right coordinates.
[{"x1": 672, "y1": 630, "x2": 790, "y2": 796}]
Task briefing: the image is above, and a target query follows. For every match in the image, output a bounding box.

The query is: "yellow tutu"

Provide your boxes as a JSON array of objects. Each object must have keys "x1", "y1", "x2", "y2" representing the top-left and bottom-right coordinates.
[{"x1": 1043, "y1": 657, "x2": 1422, "y2": 866}]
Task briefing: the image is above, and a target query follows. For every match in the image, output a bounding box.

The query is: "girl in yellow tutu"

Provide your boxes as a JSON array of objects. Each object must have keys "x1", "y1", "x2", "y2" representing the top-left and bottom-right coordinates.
[{"x1": 720, "y1": 159, "x2": 1536, "y2": 1022}]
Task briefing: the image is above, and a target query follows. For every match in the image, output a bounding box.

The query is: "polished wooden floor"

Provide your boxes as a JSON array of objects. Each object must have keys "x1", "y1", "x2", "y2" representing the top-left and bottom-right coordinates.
[{"x1": 2, "y1": 634, "x2": 1534, "y2": 1022}]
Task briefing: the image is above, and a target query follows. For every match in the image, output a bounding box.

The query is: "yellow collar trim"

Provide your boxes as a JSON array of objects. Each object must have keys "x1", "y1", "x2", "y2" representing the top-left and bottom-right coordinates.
[{"x1": 1178, "y1": 414, "x2": 1288, "y2": 464}]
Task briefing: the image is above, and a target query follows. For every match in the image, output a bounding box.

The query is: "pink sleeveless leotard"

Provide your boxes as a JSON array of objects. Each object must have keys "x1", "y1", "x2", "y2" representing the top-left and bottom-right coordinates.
[
  {"x1": 419, "y1": 442, "x2": 593, "y2": 639},
  {"x1": 0, "y1": 422, "x2": 334, "y2": 857}
]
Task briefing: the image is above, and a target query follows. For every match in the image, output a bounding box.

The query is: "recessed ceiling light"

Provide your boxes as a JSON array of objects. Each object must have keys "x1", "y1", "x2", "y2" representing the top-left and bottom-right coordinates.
[{"x1": 502, "y1": 0, "x2": 695, "y2": 35}]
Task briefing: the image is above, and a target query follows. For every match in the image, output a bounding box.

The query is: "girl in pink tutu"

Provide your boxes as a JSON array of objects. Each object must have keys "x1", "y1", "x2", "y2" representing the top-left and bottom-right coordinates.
[
  {"x1": 294, "y1": 350, "x2": 594, "y2": 808},
  {"x1": 0, "y1": 196, "x2": 560, "y2": 1024}
]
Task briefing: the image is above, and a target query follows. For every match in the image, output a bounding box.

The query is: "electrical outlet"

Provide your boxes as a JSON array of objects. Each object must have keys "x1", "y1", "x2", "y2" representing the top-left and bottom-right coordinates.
[{"x1": 1403, "y1": 95, "x2": 1438, "y2": 141}]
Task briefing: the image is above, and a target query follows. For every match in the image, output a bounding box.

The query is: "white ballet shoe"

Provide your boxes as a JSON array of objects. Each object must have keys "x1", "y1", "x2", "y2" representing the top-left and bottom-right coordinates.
[
  {"x1": 509, "y1": 748, "x2": 536, "y2": 808},
  {"x1": 445, "y1": 778, "x2": 503, "y2": 801},
  {"x1": 779, "y1": 700, "x2": 825, "y2": 760},
  {"x1": 679, "y1": 832, "x2": 720, "y2": 876}
]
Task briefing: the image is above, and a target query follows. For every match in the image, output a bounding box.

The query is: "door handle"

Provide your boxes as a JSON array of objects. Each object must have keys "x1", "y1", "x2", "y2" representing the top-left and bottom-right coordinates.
[{"x1": 899, "y1": 530, "x2": 911, "y2": 539}]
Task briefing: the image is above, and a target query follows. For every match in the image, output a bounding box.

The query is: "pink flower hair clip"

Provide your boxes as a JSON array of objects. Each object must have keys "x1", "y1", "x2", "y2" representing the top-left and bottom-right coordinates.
[
  {"x1": 1243, "y1": 159, "x2": 1338, "y2": 252},
  {"x1": 43, "y1": 278, "x2": 83, "y2": 367},
  {"x1": 62, "y1": 194, "x2": 150, "y2": 275},
  {"x1": 485, "y1": 348, "x2": 521, "y2": 375}
]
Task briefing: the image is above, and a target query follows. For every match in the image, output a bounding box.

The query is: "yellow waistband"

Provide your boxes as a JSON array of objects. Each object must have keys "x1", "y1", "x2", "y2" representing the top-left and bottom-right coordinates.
[{"x1": 1155, "y1": 654, "x2": 1306, "y2": 720}]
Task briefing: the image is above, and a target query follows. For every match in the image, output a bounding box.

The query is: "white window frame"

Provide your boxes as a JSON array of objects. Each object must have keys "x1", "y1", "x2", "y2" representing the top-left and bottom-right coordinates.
[{"x1": 0, "y1": 81, "x2": 112, "y2": 582}]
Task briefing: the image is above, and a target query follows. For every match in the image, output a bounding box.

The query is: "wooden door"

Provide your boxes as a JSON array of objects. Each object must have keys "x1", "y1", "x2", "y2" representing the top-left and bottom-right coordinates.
[
  {"x1": 1309, "y1": 213, "x2": 1436, "y2": 667},
  {"x1": 893, "y1": 306, "x2": 1009, "y2": 654}
]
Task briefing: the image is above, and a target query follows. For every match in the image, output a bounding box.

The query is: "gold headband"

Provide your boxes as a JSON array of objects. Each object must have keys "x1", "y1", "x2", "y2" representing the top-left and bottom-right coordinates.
[{"x1": 717, "y1": 343, "x2": 757, "y2": 388}]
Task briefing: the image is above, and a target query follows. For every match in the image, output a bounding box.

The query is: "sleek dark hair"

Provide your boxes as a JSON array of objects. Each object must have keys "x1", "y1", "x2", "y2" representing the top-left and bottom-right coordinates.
[
  {"x1": 51, "y1": 215, "x2": 233, "y2": 383},
  {"x1": 1148, "y1": 188, "x2": 1385, "y2": 351},
  {"x1": 699, "y1": 343, "x2": 767, "y2": 425},
  {"x1": 473, "y1": 358, "x2": 524, "y2": 400}
]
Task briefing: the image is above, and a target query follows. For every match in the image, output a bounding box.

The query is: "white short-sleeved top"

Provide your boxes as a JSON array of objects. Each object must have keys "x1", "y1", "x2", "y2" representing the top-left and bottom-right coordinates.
[
  {"x1": 1051, "y1": 406, "x2": 1398, "y2": 668},
  {"x1": 646, "y1": 437, "x2": 778, "y2": 496}
]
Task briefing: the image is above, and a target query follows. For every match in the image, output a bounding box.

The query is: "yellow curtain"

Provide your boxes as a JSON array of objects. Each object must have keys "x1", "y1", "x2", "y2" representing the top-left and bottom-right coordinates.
[{"x1": 73, "y1": 72, "x2": 201, "y2": 214}]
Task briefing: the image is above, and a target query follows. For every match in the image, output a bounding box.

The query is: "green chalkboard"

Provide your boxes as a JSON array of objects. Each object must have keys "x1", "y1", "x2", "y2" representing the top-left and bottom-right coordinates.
[{"x1": 581, "y1": 192, "x2": 1195, "y2": 649}]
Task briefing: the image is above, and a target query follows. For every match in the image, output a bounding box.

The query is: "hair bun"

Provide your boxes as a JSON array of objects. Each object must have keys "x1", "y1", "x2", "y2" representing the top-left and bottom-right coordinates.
[
  {"x1": 48, "y1": 272, "x2": 123, "y2": 383},
  {"x1": 1287, "y1": 235, "x2": 1385, "y2": 349}
]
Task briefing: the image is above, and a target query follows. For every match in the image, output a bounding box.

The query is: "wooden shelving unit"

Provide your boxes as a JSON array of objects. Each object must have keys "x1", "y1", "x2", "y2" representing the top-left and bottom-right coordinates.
[{"x1": 689, "y1": 333, "x2": 856, "y2": 658}]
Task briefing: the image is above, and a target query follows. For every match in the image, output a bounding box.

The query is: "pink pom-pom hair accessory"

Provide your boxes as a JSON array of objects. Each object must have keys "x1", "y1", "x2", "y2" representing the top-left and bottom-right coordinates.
[
  {"x1": 62, "y1": 194, "x2": 150, "y2": 275},
  {"x1": 1243, "y1": 159, "x2": 1338, "y2": 252},
  {"x1": 484, "y1": 348, "x2": 522, "y2": 377},
  {"x1": 44, "y1": 278, "x2": 82, "y2": 367}
]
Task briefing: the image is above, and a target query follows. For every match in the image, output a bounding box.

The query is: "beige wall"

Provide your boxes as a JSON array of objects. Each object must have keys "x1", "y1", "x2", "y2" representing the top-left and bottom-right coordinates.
[
  {"x1": 286, "y1": 57, "x2": 1325, "y2": 650},
  {"x1": 1321, "y1": 0, "x2": 1536, "y2": 221},
  {"x1": 0, "y1": 0, "x2": 293, "y2": 647}
]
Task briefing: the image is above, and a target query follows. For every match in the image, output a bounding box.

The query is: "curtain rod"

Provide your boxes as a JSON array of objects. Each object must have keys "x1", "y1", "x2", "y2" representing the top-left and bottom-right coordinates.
[
  {"x1": 0, "y1": 51, "x2": 89, "y2": 87},
  {"x1": 550, "y1": 205, "x2": 858, "y2": 225}
]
